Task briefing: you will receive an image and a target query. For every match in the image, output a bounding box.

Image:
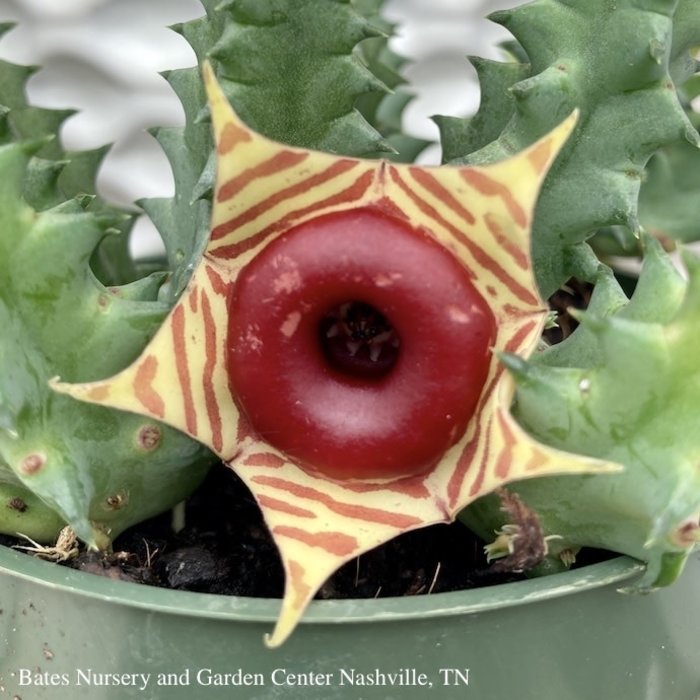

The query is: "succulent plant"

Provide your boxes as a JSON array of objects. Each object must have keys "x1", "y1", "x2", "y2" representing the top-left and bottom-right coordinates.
[
  {"x1": 55, "y1": 66, "x2": 619, "y2": 646},
  {"x1": 460, "y1": 237, "x2": 700, "y2": 589},
  {"x1": 452, "y1": 0, "x2": 700, "y2": 590},
  {"x1": 0, "y1": 39, "x2": 214, "y2": 548},
  {"x1": 2, "y1": 0, "x2": 699, "y2": 648},
  {"x1": 437, "y1": 0, "x2": 699, "y2": 297}
]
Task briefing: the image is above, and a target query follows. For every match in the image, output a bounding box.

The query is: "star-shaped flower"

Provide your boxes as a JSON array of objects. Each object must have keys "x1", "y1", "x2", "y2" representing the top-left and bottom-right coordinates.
[{"x1": 52, "y1": 64, "x2": 618, "y2": 646}]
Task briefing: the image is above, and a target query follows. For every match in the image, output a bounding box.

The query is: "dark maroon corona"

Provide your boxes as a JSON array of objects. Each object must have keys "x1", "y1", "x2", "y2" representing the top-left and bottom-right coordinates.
[{"x1": 227, "y1": 208, "x2": 496, "y2": 479}]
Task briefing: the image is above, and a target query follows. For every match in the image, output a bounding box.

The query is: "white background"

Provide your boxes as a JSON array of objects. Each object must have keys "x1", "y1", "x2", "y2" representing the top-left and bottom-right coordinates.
[{"x1": 0, "y1": 0, "x2": 524, "y2": 253}]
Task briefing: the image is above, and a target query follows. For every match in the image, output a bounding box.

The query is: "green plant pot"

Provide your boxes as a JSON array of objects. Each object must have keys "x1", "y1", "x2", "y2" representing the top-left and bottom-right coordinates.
[{"x1": 0, "y1": 545, "x2": 697, "y2": 700}]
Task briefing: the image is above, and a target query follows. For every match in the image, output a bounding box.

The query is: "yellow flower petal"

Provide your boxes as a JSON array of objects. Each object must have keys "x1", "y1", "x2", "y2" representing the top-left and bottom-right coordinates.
[{"x1": 52, "y1": 64, "x2": 618, "y2": 647}]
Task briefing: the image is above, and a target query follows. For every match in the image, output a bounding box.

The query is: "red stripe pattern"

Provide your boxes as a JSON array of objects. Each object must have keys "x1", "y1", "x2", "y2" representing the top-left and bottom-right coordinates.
[
  {"x1": 211, "y1": 159, "x2": 362, "y2": 242},
  {"x1": 52, "y1": 77, "x2": 605, "y2": 648},
  {"x1": 217, "y1": 150, "x2": 309, "y2": 203},
  {"x1": 171, "y1": 305, "x2": 198, "y2": 435},
  {"x1": 133, "y1": 355, "x2": 165, "y2": 419},
  {"x1": 212, "y1": 169, "x2": 376, "y2": 261}
]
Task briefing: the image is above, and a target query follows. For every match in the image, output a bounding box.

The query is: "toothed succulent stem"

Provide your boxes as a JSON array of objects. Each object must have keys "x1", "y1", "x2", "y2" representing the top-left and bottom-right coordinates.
[
  {"x1": 2, "y1": 0, "x2": 699, "y2": 648},
  {"x1": 0, "y1": 0, "x2": 423, "y2": 550},
  {"x1": 437, "y1": 0, "x2": 700, "y2": 296},
  {"x1": 462, "y1": 239, "x2": 700, "y2": 588},
  {"x1": 0, "y1": 44, "x2": 214, "y2": 547}
]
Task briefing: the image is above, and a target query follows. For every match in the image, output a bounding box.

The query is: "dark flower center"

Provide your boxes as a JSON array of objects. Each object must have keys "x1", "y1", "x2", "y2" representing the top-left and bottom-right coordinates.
[{"x1": 319, "y1": 301, "x2": 400, "y2": 379}]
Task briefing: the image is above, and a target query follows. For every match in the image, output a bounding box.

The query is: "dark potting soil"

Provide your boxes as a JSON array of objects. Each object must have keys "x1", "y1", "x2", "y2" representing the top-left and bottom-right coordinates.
[
  {"x1": 76, "y1": 464, "x2": 534, "y2": 599},
  {"x1": 542, "y1": 278, "x2": 594, "y2": 346},
  {"x1": 2, "y1": 277, "x2": 612, "y2": 600},
  {"x1": 1, "y1": 460, "x2": 611, "y2": 601}
]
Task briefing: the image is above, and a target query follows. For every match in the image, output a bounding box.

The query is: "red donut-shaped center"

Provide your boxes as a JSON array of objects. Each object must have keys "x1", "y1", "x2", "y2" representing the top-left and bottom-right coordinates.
[{"x1": 227, "y1": 208, "x2": 496, "y2": 480}]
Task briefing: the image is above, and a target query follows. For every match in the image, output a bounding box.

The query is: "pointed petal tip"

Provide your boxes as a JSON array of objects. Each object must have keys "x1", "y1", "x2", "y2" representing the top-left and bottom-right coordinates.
[
  {"x1": 201, "y1": 62, "x2": 252, "y2": 149},
  {"x1": 201, "y1": 61, "x2": 225, "y2": 119},
  {"x1": 531, "y1": 108, "x2": 579, "y2": 167},
  {"x1": 547, "y1": 456, "x2": 623, "y2": 479},
  {"x1": 263, "y1": 596, "x2": 307, "y2": 649},
  {"x1": 468, "y1": 109, "x2": 579, "y2": 208},
  {"x1": 48, "y1": 375, "x2": 79, "y2": 397},
  {"x1": 581, "y1": 457, "x2": 623, "y2": 475},
  {"x1": 263, "y1": 629, "x2": 286, "y2": 650},
  {"x1": 48, "y1": 376, "x2": 110, "y2": 405},
  {"x1": 201, "y1": 59, "x2": 214, "y2": 83},
  {"x1": 47, "y1": 375, "x2": 65, "y2": 392}
]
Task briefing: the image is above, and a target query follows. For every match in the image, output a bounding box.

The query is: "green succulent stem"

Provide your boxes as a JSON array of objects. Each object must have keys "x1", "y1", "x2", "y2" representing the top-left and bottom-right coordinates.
[
  {"x1": 0, "y1": 0, "x2": 420, "y2": 547},
  {"x1": 462, "y1": 239, "x2": 700, "y2": 588},
  {"x1": 0, "y1": 54, "x2": 214, "y2": 546},
  {"x1": 438, "y1": 0, "x2": 699, "y2": 296}
]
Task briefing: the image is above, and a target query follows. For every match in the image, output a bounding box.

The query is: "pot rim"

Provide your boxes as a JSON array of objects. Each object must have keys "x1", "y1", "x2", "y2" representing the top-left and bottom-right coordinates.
[{"x1": 0, "y1": 545, "x2": 645, "y2": 625}]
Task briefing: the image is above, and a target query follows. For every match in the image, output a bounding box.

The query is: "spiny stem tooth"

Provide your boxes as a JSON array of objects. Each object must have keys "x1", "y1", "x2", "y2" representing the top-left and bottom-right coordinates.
[
  {"x1": 369, "y1": 344, "x2": 382, "y2": 362},
  {"x1": 346, "y1": 340, "x2": 361, "y2": 356},
  {"x1": 326, "y1": 323, "x2": 340, "y2": 338}
]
